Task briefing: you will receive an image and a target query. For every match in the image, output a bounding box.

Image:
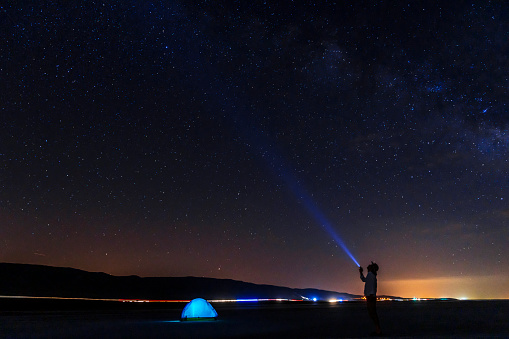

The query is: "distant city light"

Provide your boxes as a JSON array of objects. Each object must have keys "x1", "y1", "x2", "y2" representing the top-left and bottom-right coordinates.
[{"x1": 328, "y1": 299, "x2": 343, "y2": 303}]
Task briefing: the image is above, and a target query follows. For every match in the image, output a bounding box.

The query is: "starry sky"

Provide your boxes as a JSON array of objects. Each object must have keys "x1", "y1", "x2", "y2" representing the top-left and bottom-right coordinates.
[{"x1": 1, "y1": 1, "x2": 508, "y2": 299}]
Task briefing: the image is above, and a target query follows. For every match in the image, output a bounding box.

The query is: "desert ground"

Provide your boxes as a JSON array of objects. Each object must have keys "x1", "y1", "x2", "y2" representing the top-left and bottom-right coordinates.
[{"x1": 1, "y1": 299, "x2": 508, "y2": 338}]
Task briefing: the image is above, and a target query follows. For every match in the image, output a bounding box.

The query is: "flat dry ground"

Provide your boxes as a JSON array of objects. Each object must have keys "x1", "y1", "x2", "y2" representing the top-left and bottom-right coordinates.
[{"x1": 1, "y1": 299, "x2": 508, "y2": 338}]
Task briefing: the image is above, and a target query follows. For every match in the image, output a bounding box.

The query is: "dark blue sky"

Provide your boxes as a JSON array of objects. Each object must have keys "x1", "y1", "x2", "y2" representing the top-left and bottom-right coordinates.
[{"x1": 1, "y1": 1, "x2": 508, "y2": 298}]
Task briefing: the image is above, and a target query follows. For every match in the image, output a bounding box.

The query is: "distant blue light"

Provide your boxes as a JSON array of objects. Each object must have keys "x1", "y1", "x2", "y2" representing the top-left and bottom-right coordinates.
[{"x1": 236, "y1": 299, "x2": 259, "y2": 302}]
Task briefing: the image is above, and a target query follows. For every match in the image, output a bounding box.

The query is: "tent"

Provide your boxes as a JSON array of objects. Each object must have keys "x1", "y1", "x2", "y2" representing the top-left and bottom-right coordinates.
[{"x1": 181, "y1": 298, "x2": 218, "y2": 321}]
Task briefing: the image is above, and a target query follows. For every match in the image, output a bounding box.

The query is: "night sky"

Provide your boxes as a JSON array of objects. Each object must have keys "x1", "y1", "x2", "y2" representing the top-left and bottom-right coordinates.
[{"x1": 1, "y1": 1, "x2": 508, "y2": 299}]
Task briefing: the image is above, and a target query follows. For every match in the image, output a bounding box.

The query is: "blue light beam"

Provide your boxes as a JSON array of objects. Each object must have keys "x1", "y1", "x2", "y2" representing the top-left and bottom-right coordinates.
[
  {"x1": 164, "y1": 13, "x2": 359, "y2": 267},
  {"x1": 279, "y1": 169, "x2": 360, "y2": 267},
  {"x1": 230, "y1": 111, "x2": 360, "y2": 267},
  {"x1": 233, "y1": 116, "x2": 360, "y2": 267}
]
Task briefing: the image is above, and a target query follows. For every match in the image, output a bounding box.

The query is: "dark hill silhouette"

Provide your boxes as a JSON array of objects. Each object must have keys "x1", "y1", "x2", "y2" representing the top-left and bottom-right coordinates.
[{"x1": 0, "y1": 263, "x2": 359, "y2": 301}]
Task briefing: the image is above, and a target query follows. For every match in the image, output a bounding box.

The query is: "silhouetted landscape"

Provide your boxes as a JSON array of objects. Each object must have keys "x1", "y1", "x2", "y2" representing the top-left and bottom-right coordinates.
[
  {"x1": 0, "y1": 262, "x2": 358, "y2": 301},
  {"x1": 1, "y1": 263, "x2": 508, "y2": 338}
]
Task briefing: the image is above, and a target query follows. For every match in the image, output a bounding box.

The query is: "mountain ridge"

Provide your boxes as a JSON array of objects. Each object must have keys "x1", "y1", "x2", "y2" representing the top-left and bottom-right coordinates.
[{"x1": 0, "y1": 262, "x2": 360, "y2": 301}]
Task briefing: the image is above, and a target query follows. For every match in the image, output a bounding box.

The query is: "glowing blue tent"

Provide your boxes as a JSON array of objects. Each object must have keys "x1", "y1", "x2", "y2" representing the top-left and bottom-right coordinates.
[{"x1": 181, "y1": 298, "x2": 218, "y2": 321}]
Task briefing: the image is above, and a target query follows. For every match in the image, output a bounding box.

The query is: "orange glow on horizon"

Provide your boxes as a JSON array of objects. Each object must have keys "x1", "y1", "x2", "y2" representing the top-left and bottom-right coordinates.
[{"x1": 382, "y1": 275, "x2": 509, "y2": 299}]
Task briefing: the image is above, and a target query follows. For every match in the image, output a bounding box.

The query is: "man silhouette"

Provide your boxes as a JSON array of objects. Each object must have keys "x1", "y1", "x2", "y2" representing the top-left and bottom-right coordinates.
[{"x1": 359, "y1": 262, "x2": 381, "y2": 335}]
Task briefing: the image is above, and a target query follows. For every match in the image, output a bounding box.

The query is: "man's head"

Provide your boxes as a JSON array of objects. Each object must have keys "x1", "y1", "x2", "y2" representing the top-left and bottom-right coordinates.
[{"x1": 367, "y1": 261, "x2": 379, "y2": 274}]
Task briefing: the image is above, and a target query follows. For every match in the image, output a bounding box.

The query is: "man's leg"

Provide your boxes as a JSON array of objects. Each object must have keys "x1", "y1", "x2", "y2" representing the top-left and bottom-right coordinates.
[{"x1": 367, "y1": 295, "x2": 381, "y2": 333}]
